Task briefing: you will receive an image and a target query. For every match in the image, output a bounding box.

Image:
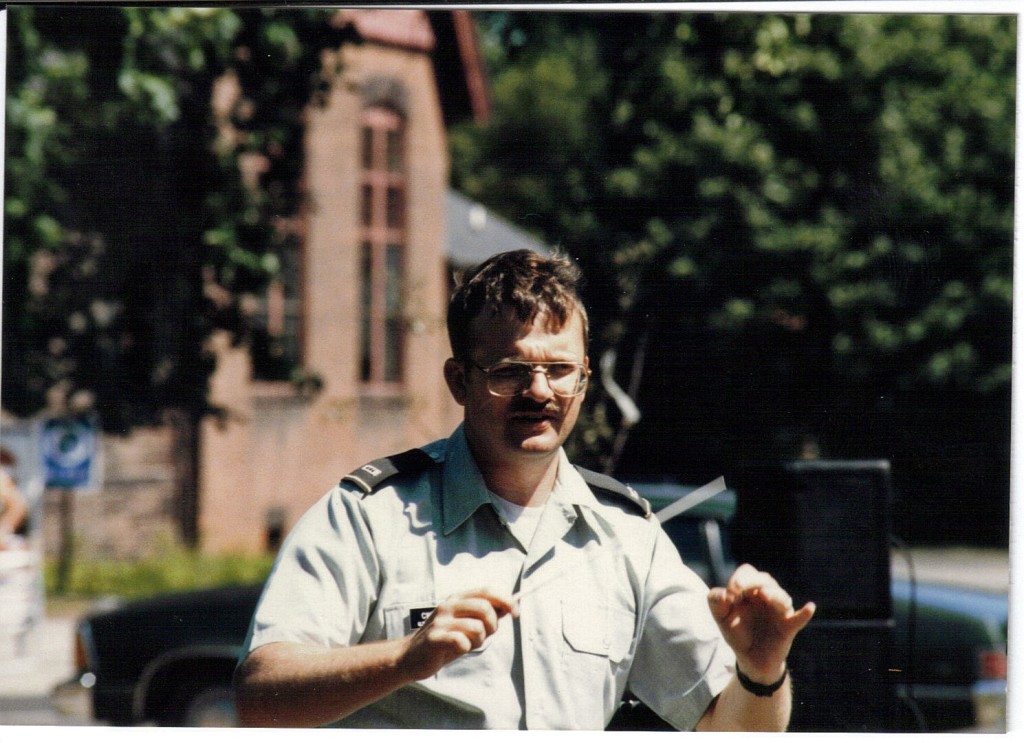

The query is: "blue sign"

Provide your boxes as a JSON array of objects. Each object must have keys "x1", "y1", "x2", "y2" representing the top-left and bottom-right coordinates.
[{"x1": 41, "y1": 417, "x2": 100, "y2": 490}]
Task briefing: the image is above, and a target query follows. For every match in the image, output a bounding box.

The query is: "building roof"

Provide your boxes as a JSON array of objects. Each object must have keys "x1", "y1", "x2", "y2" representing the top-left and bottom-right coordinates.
[
  {"x1": 334, "y1": 9, "x2": 491, "y2": 127},
  {"x1": 446, "y1": 190, "x2": 552, "y2": 269},
  {"x1": 332, "y1": 8, "x2": 436, "y2": 51},
  {"x1": 428, "y1": 10, "x2": 491, "y2": 125}
]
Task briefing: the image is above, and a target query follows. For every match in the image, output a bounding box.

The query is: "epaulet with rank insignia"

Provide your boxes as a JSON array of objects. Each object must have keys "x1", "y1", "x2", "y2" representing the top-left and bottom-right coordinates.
[
  {"x1": 575, "y1": 466, "x2": 652, "y2": 518},
  {"x1": 342, "y1": 448, "x2": 436, "y2": 495}
]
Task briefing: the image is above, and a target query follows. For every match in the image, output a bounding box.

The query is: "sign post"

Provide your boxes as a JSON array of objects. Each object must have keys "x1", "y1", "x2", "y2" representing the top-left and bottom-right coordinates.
[{"x1": 40, "y1": 415, "x2": 103, "y2": 593}]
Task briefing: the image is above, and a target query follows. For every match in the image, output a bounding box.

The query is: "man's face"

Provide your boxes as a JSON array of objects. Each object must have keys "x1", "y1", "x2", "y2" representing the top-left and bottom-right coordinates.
[{"x1": 445, "y1": 307, "x2": 589, "y2": 467}]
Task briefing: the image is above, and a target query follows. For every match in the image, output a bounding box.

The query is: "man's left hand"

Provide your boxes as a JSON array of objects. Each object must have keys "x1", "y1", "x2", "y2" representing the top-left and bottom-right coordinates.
[{"x1": 707, "y1": 563, "x2": 816, "y2": 684}]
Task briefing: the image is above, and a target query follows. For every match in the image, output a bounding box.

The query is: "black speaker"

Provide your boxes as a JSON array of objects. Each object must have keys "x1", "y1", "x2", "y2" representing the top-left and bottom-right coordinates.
[
  {"x1": 787, "y1": 620, "x2": 910, "y2": 732},
  {"x1": 730, "y1": 460, "x2": 894, "y2": 621}
]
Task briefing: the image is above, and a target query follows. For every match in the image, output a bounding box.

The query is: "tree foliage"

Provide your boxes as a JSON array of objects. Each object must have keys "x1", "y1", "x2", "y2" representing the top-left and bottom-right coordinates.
[
  {"x1": 451, "y1": 12, "x2": 1015, "y2": 543},
  {"x1": 3, "y1": 6, "x2": 346, "y2": 432}
]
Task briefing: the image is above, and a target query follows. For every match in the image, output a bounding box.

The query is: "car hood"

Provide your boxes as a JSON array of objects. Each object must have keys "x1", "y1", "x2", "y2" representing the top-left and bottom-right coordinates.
[{"x1": 892, "y1": 576, "x2": 1007, "y2": 624}]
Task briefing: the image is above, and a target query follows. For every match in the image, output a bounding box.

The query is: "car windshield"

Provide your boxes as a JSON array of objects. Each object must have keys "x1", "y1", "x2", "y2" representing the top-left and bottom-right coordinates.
[
  {"x1": 628, "y1": 478, "x2": 737, "y2": 587},
  {"x1": 661, "y1": 518, "x2": 711, "y2": 583},
  {"x1": 658, "y1": 516, "x2": 736, "y2": 587}
]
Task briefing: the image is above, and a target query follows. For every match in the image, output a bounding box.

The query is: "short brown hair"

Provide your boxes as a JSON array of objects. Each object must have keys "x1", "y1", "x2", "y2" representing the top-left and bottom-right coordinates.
[{"x1": 447, "y1": 249, "x2": 589, "y2": 361}]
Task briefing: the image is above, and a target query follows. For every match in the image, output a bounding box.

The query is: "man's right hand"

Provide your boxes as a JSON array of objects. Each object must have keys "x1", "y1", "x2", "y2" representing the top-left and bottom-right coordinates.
[
  {"x1": 399, "y1": 589, "x2": 517, "y2": 680},
  {"x1": 235, "y1": 588, "x2": 517, "y2": 727}
]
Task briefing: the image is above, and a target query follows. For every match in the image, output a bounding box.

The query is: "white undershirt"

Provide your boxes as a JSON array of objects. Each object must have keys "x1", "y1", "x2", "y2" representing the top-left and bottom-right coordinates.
[{"x1": 490, "y1": 494, "x2": 547, "y2": 549}]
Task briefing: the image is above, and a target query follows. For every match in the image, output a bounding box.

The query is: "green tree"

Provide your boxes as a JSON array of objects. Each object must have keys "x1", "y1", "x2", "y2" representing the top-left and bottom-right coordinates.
[
  {"x1": 3, "y1": 6, "x2": 347, "y2": 542},
  {"x1": 3, "y1": 6, "x2": 346, "y2": 423},
  {"x1": 452, "y1": 12, "x2": 1014, "y2": 544}
]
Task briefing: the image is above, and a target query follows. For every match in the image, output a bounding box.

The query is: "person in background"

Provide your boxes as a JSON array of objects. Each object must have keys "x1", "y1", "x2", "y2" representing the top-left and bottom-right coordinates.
[
  {"x1": 0, "y1": 450, "x2": 29, "y2": 550},
  {"x1": 234, "y1": 249, "x2": 815, "y2": 730}
]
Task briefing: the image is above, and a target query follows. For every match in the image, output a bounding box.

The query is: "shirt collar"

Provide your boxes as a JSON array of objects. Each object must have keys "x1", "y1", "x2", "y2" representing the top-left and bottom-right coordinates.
[
  {"x1": 440, "y1": 425, "x2": 498, "y2": 535},
  {"x1": 553, "y1": 452, "x2": 609, "y2": 532},
  {"x1": 440, "y1": 426, "x2": 605, "y2": 536}
]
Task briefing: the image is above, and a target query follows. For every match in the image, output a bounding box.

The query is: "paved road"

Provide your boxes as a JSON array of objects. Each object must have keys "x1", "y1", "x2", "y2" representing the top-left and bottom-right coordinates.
[
  {"x1": 889, "y1": 546, "x2": 1010, "y2": 592},
  {"x1": 0, "y1": 547, "x2": 1011, "y2": 728},
  {"x1": 0, "y1": 613, "x2": 88, "y2": 726}
]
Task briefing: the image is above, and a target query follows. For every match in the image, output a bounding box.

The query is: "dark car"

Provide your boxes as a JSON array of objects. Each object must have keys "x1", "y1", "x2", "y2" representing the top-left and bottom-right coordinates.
[
  {"x1": 54, "y1": 481, "x2": 1007, "y2": 730},
  {"x1": 890, "y1": 576, "x2": 1008, "y2": 732},
  {"x1": 57, "y1": 584, "x2": 261, "y2": 726}
]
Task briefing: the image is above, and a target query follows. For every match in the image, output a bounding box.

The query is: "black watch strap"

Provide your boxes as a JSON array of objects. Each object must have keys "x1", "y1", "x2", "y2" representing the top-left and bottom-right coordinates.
[{"x1": 736, "y1": 666, "x2": 788, "y2": 697}]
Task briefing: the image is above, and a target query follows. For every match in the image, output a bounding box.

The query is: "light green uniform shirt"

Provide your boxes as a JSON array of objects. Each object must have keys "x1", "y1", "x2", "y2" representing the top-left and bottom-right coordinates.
[{"x1": 243, "y1": 425, "x2": 735, "y2": 729}]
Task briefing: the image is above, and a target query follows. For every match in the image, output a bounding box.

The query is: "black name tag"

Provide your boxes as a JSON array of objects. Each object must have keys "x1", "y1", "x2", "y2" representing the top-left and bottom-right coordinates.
[{"x1": 410, "y1": 607, "x2": 435, "y2": 630}]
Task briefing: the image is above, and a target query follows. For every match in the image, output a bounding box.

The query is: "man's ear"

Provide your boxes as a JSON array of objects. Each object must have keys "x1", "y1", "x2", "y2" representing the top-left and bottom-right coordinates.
[{"x1": 444, "y1": 358, "x2": 468, "y2": 406}]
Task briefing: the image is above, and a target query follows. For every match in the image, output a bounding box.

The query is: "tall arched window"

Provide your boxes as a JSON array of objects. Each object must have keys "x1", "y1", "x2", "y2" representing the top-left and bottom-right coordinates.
[{"x1": 359, "y1": 105, "x2": 406, "y2": 385}]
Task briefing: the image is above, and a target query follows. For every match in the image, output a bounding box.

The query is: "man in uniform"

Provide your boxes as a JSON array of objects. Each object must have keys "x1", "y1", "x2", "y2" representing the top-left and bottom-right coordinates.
[{"x1": 234, "y1": 249, "x2": 815, "y2": 730}]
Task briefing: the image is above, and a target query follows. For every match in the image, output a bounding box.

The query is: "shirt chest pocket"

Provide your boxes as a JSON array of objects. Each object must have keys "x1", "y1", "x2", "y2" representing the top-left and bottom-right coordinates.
[{"x1": 560, "y1": 597, "x2": 635, "y2": 664}]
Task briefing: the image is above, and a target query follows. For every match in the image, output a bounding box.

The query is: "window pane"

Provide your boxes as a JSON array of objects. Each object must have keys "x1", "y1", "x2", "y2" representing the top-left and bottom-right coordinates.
[
  {"x1": 282, "y1": 300, "x2": 301, "y2": 369},
  {"x1": 360, "y1": 242, "x2": 373, "y2": 382},
  {"x1": 384, "y1": 320, "x2": 402, "y2": 382},
  {"x1": 385, "y1": 187, "x2": 404, "y2": 228},
  {"x1": 385, "y1": 244, "x2": 402, "y2": 316},
  {"x1": 252, "y1": 241, "x2": 303, "y2": 382},
  {"x1": 361, "y1": 126, "x2": 374, "y2": 170},
  {"x1": 384, "y1": 244, "x2": 403, "y2": 382},
  {"x1": 361, "y1": 184, "x2": 373, "y2": 227},
  {"x1": 386, "y1": 130, "x2": 403, "y2": 172}
]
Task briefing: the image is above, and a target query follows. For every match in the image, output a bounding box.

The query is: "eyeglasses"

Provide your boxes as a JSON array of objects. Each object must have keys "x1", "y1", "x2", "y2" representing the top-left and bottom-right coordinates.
[{"x1": 473, "y1": 361, "x2": 590, "y2": 398}]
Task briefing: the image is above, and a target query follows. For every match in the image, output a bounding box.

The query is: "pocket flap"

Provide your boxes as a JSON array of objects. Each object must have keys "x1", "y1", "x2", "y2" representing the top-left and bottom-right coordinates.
[{"x1": 561, "y1": 598, "x2": 633, "y2": 661}]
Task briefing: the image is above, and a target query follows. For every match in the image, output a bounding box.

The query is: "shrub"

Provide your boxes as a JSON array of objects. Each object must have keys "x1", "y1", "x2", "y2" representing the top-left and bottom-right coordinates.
[{"x1": 44, "y1": 546, "x2": 274, "y2": 600}]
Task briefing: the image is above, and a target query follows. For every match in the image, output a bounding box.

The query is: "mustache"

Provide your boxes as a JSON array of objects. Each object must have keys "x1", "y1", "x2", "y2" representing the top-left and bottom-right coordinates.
[{"x1": 509, "y1": 399, "x2": 561, "y2": 416}]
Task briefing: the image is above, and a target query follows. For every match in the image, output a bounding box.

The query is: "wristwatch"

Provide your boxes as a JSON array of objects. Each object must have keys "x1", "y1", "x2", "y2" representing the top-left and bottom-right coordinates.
[{"x1": 736, "y1": 665, "x2": 788, "y2": 697}]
